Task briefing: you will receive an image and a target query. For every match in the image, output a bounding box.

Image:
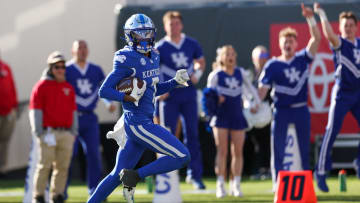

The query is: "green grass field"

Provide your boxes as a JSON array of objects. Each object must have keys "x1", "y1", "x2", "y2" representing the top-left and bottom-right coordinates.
[{"x1": 1, "y1": 176, "x2": 359, "y2": 203}]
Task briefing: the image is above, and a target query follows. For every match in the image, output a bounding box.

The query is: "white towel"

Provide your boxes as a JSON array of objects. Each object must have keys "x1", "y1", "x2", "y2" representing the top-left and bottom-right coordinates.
[{"x1": 106, "y1": 115, "x2": 127, "y2": 149}]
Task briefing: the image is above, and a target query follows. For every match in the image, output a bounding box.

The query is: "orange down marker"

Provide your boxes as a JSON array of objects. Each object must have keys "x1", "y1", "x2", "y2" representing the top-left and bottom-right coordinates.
[{"x1": 274, "y1": 170, "x2": 317, "y2": 203}]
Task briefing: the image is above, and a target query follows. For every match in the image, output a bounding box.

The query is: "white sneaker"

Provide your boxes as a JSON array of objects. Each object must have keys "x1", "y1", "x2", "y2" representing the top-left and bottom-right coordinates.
[
  {"x1": 228, "y1": 179, "x2": 233, "y2": 196},
  {"x1": 123, "y1": 186, "x2": 135, "y2": 203},
  {"x1": 233, "y1": 181, "x2": 243, "y2": 197},
  {"x1": 216, "y1": 181, "x2": 227, "y2": 198},
  {"x1": 185, "y1": 175, "x2": 192, "y2": 184}
]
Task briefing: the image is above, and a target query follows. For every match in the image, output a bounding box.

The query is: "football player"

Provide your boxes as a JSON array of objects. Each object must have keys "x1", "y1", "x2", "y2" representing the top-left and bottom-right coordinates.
[{"x1": 87, "y1": 14, "x2": 191, "y2": 203}]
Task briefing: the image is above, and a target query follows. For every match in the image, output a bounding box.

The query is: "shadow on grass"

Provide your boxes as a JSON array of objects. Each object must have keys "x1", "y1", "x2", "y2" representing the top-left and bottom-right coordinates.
[{"x1": 0, "y1": 180, "x2": 25, "y2": 189}]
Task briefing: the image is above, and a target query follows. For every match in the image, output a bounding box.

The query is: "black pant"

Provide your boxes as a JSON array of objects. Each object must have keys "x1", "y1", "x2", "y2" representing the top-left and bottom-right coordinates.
[{"x1": 244, "y1": 124, "x2": 271, "y2": 175}]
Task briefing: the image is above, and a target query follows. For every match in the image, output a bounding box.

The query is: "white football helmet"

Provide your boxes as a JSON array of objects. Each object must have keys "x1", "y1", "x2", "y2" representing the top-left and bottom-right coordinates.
[{"x1": 124, "y1": 14, "x2": 156, "y2": 54}]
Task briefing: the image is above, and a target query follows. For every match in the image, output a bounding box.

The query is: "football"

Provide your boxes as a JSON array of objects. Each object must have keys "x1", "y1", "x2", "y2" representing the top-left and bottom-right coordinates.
[{"x1": 116, "y1": 77, "x2": 144, "y2": 95}]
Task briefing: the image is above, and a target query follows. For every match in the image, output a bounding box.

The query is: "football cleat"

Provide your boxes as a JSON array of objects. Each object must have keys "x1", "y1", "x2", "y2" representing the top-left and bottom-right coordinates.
[
  {"x1": 120, "y1": 169, "x2": 141, "y2": 203},
  {"x1": 123, "y1": 186, "x2": 135, "y2": 203},
  {"x1": 120, "y1": 169, "x2": 141, "y2": 188}
]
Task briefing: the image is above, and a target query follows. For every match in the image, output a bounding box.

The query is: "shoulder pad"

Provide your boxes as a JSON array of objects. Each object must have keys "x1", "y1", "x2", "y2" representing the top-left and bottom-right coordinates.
[
  {"x1": 114, "y1": 48, "x2": 138, "y2": 67},
  {"x1": 152, "y1": 48, "x2": 160, "y2": 56}
]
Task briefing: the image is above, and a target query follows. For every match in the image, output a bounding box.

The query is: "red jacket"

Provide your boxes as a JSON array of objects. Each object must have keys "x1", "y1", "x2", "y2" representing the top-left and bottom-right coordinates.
[
  {"x1": 29, "y1": 79, "x2": 76, "y2": 128},
  {"x1": 0, "y1": 60, "x2": 18, "y2": 115}
]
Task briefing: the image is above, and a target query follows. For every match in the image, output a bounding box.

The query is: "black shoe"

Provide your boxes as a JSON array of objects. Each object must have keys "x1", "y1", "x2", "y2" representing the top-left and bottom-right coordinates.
[
  {"x1": 52, "y1": 194, "x2": 64, "y2": 203},
  {"x1": 34, "y1": 195, "x2": 45, "y2": 203},
  {"x1": 120, "y1": 169, "x2": 141, "y2": 188},
  {"x1": 315, "y1": 171, "x2": 329, "y2": 192}
]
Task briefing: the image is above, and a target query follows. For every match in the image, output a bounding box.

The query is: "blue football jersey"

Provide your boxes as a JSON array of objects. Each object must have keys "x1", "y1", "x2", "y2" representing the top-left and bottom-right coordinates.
[
  {"x1": 66, "y1": 61, "x2": 105, "y2": 112},
  {"x1": 259, "y1": 49, "x2": 313, "y2": 108},
  {"x1": 207, "y1": 67, "x2": 244, "y2": 115},
  {"x1": 155, "y1": 34, "x2": 203, "y2": 100},
  {"x1": 114, "y1": 46, "x2": 161, "y2": 122},
  {"x1": 332, "y1": 37, "x2": 360, "y2": 90}
]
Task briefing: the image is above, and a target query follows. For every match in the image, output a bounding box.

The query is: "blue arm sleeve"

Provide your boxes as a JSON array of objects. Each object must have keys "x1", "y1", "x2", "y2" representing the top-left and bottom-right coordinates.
[
  {"x1": 98, "y1": 68, "x2": 134, "y2": 102},
  {"x1": 98, "y1": 66, "x2": 113, "y2": 105},
  {"x1": 259, "y1": 61, "x2": 273, "y2": 88},
  {"x1": 155, "y1": 79, "x2": 178, "y2": 96}
]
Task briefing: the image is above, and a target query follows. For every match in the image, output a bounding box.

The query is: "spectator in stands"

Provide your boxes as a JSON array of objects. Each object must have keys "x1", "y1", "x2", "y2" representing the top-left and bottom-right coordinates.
[
  {"x1": 155, "y1": 11, "x2": 206, "y2": 189},
  {"x1": 29, "y1": 51, "x2": 77, "y2": 203},
  {"x1": 207, "y1": 45, "x2": 260, "y2": 198},
  {"x1": 0, "y1": 58, "x2": 18, "y2": 177}
]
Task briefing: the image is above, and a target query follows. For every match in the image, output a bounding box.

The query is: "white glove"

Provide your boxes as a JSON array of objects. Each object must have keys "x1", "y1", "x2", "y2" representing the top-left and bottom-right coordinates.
[
  {"x1": 174, "y1": 69, "x2": 190, "y2": 87},
  {"x1": 129, "y1": 78, "x2": 147, "y2": 106}
]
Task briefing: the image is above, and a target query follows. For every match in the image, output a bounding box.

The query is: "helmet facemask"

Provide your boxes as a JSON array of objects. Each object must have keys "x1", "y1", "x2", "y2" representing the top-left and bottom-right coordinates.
[{"x1": 125, "y1": 28, "x2": 155, "y2": 54}]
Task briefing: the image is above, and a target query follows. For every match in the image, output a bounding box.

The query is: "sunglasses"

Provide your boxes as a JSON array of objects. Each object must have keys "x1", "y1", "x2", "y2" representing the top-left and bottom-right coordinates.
[{"x1": 53, "y1": 65, "x2": 66, "y2": 70}]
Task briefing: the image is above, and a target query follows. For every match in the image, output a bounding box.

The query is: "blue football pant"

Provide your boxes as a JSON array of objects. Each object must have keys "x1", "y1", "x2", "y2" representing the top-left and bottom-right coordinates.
[
  {"x1": 87, "y1": 122, "x2": 190, "y2": 203},
  {"x1": 317, "y1": 85, "x2": 360, "y2": 174},
  {"x1": 65, "y1": 113, "x2": 102, "y2": 196},
  {"x1": 271, "y1": 106, "x2": 310, "y2": 182},
  {"x1": 159, "y1": 99, "x2": 203, "y2": 180}
]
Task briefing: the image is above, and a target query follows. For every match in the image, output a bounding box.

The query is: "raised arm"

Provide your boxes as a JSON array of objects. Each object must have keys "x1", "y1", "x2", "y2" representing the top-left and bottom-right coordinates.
[
  {"x1": 314, "y1": 3, "x2": 341, "y2": 48},
  {"x1": 302, "y1": 3, "x2": 321, "y2": 56}
]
